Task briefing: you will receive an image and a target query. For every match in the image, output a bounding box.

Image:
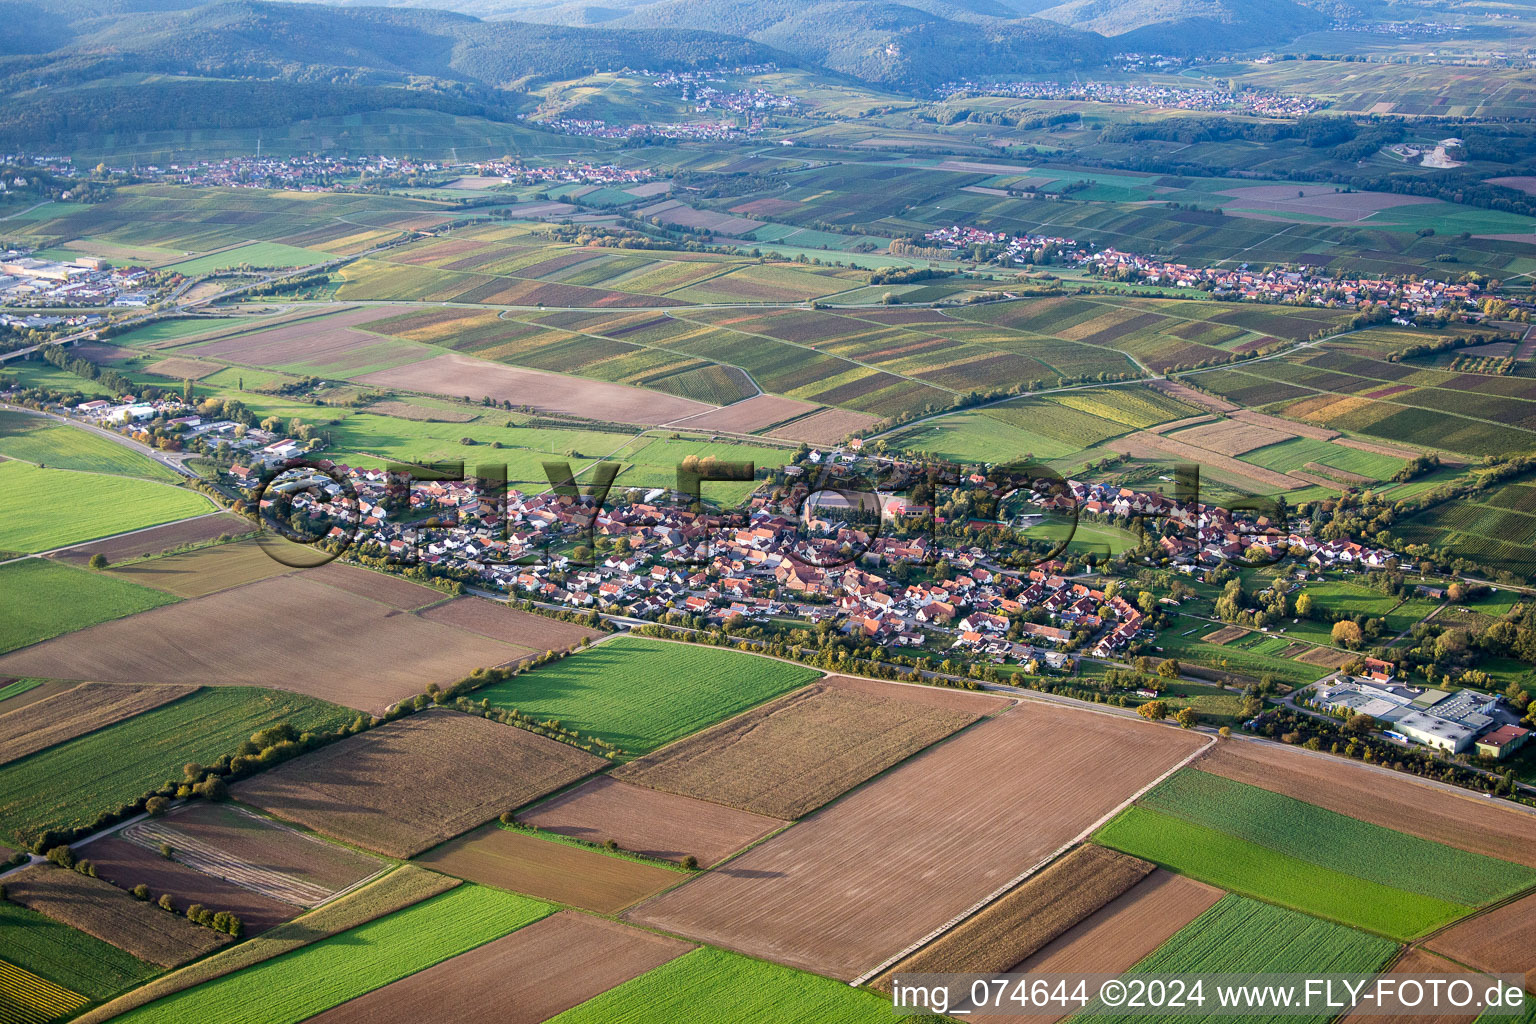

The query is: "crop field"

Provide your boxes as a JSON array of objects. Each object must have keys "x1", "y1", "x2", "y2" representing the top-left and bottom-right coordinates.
[
  {"x1": 546, "y1": 946, "x2": 901, "y2": 1024},
  {"x1": 0, "y1": 559, "x2": 179, "y2": 655},
  {"x1": 1094, "y1": 804, "x2": 1467, "y2": 939},
  {"x1": 1429, "y1": 891, "x2": 1536, "y2": 995},
  {"x1": 1080, "y1": 895, "x2": 1397, "y2": 1024},
  {"x1": 628, "y1": 701, "x2": 1206, "y2": 980},
  {"x1": 103, "y1": 540, "x2": 296, "y2": 598},
  {"x1": 232, "y1": 710, "x2": 602, "y2": 857},
  {"x1": 108, "y1": 885, "x2": 550, "y2": 1024},
  {"x1": 516, "y1": 777, "x2": 785, "y2": 867},
  {"x1": 0, "y1": 956, "x2": 88, "y2": 1024},
  {"x1": 413, "y1": 823, "x2": 680, "y2": 913},
  {"x1": 0, "y1": 462, "x2": 212, "y2": 553},
  {"x1": 0, "y1": 686, "x2": 353, "y2": 847},
  {"x1": 0, "y1": 575, "x2": 556, "y2": 714},
  {"x1": 473, "y1": 637, "x2": 820, "y2": 755},
  {"x1": 1399, "y1": 488, "x2": 1536, "y2": 579},
  {"x1": 304, "y1": 912, "x2": 692, "y2": 1024},
  {"x1": 1195, "y1": 742, "x2": 1536, "y2": 868},
  {"x1": 0, "y1": 412, "x2": 180, "y2": 482},
  {"x1": 1156, "y1": 615, "x2": 1332, "y2": 686},
  {"x1": 874, "y1": 844, "x2": 1153, "y2": 997},
  {"x1": 0, "y1": 682, "x2": 199, "y2": 766},
  {"x1": 0, "y1": 900, "x2": 156, "y2": 1003},
  {"x1": 82, "y1": 836, "x2": 303, "y2": 937},
  {"x1": 1, "y1": 865, "x2": 229, "y2": 968},
  {"x1": 613, "y1": 675, "x2": 1003, "y2": 819},
  {"x1": 163, "y1": 241, "x2": 334, "y2": 274},
  {"x1": 768, "y1": 407, "x2": 884, "y2": 444},
  {"x1": 1142, "y1": 770, "x2": 1536, "y2": 905},
  {"x1": 179, "y1": 311, "x2": 436, "y2": 380}
]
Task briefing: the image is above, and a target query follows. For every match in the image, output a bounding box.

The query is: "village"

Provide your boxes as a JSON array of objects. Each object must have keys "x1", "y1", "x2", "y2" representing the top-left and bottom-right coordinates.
[{"x1": 934, "y1": 78, "x2": 1326, "y2": 118}]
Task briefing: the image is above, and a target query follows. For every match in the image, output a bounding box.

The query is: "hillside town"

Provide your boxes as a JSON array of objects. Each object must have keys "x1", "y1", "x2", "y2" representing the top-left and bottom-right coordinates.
[{"x1": 935, "y1": 78, "x2": 1326, "y2": 118}]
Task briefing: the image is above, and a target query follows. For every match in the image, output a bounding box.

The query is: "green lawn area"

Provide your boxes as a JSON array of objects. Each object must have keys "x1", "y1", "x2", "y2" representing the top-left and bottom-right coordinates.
[
  {"x1": 112, "y1": 885, "x2": 548, "y2": 1024},
  {"x1": 1240, "y1": 436, "x2": 1405, "y2": 482},
  {"x1": 0, "y1": 461, "x2": 212, "y2": 553},
  {"x1": 1024, "y1": 518, "x2": 1147, "y2": 557},
  {"x1": 1078, "y1": 895, "x2": 1397, "y2": 1024},
  {"x1": 1156, "y1": 614, "x2": 1332, "y2": 686},
  {"x1": 548, "y1": 947, "x2": 907, "y2": 1024},
  {"x1": 105, "y1": 317, "x2": 260, "y2": 348},
  {"x1": 0, "y1": 899, "x2": 158, "y2": 1001},
  {"x1": 163, "y1": 242, "x2": 334, "y2": 275},
  {"x1": 473, "y1": 637, "x2": 820, "y2": 755},
  {"x1": 0, "y1": 558, "x2": 179, "y2": 654},
  {"x1": 0, "y1": 686, "x2": 354, "y2": 847},
  {"x1": 1143, "y1": 769, "x2": 1536, "y2": 906},
  {"x1": 0, "y1": 410, "x2": 182, "y2": 481},
  {"x1": 892, "y1": 409, "x2": 1083, "y2": 464},
  {"x1": 1094, "y1": 806, "x2": 1468, "y2": 940}
]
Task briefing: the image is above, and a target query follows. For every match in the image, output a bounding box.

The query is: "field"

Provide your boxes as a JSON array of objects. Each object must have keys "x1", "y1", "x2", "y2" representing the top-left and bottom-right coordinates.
[
  {"x1": 1156, "y1": 614, "x2": 1333, "y2": 686},
  {"x1": 0, "y1": 411, "x2": 180, "y2": 482},
  {"x1": 612, "y1": 675, "x2": 1003, "y2": 819},
  {"x1": 0, "y1": 682, "x2": 199, "y2": 766},
  {"x1": 1079, "y1": 895, "x2": 1397, "y2": 1024},
  {"x1": 516, "y1": 777, "x2": 785, "y2": 867},
  {"x1": 163, "y1": 241, "x2": 334, "y2": 274},
  {"x1": 545, "y1": 946, "x2": 903, "y2": 1024},
  {"x1": 1, "y1": 865, "x2": 229, "y2": 968},
  {"x1": 413, "y1": 823, "x2": 680, "y2": 913},
  {"x1": 49, "y1": 513, "x2": 253, "y2": 566},
  {"x1": 627, "y1": 701, "x2": 1207, "y2": 980},
  {"x1": 82, "y1": 836, "x2": 305, "y2": 937},
  {"x1": 1429, "y1": 891, "x2": 1536, "y2": 995},
  {"x1": 232, "y1": 709, "x2": 604, "y2": 858},
  {"x1": 1093, "y1": 804, "x2": 1466, "y2": 939},
  {"x1": 0, "y1": 575, "x2": 567, "y2": 714},
  {"x1": 103, "y1": 540, "x2": 295, "y2": 598},
  {"x1": 304, "y1": 912, "x2": 692, "y2": 1024},
  {"x1": 71, "y1": 866, "x2": 460, "y2": 1024},
  {"x1": 874, "y1": 844, "x2": 1153, "y2": 999},
  {"x1": 1195, "y1": 742, "x2": 1536, "y2": 868},
  {"x1": 473, "y1": 637, "x2": 820, "y2": 755},
  {"x1": 0, "y1": 900, "x2": 156, "y2": 1003},
  {"x1": 0, "y1": 686, "x2": 354, "y2": 847},
  {"x1": 0, "y1": 462, "x2": 211, "y2": 553},
  {"x1": 108, "y1": 885, "x2": 550, "y2": 1024},
  {"x1": 0, "y1": 559, "x2": 180, "y2": 655},
  {"x1": 0, "y1": 956, "x2": 88, "y2": 1024}
]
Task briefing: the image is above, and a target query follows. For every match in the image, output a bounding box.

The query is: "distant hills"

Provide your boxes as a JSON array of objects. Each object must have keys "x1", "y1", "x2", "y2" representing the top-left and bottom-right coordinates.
[{"x1": 1032, "y1": 0, "x2": 1330, "y2": 54}]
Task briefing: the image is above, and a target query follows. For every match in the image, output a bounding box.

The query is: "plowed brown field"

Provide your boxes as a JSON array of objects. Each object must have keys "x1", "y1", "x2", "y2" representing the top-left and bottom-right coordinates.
[
  {"x1": 1428, "y1": 892, "x2": 1536, "y2": 994},
  {"x1": 50, "y1": 514, "x2": 253, "y2": 565},
  {"x1": 416, "y1": 598, "x2": 598, "y2": 650},
  {"x1": 83, "y1": 837, "x2": 300, "y2": 936},
  {"x1": 1340, "y1": 948, "x2": 1493, "y2": 1023},
  {"x1": 0, "y1": 682, "x2": 199, "y2": 765},
  {"x1": 626, "y1": 701, "x2": 1207, "y2": 980},
  {"x1": 306, "y1": 911, "x2": 692, "y2": 1024}
]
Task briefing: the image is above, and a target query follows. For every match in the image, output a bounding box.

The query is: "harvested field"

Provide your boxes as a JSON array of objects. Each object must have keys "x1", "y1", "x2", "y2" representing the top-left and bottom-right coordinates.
[
  {"x1": 305, "y1": 911, "x2": 692, "y2": 1024},
  {"x1": 1340, "y1": 948, "x2": 1492, "y2": 1024},
  {"x1": 118, "y1": 802, "x2": 386, "y2": 906},
  {"x1": 363, "y1": 400, "x2": 478, "y2": 422},
  {"x1": 105, "y1": 539, "x2": 293, "y2": 598},
  {"x1": 1150, "y1": 380, "x2": 1237, "y2": 413},
  {"x1": 669, "y1": 394, "x2": 821, "y2": 434},
  {"x1": 957, "y1": 870, "x2": 1224, "y2": 1023},
  {"x1": 1196, "y1": 741, "x2": 1536, "y2": 868},
  {"x1": 517, "y1": 777, "x2": 785, "y2": 867},
  {"x1": 50, "y1": 514, "x2": 253, "y2": 566},
  {"x1": 0, "y1": 680, "x2": 76, "y2": 714},
  {"x1": 1149, "y1": 414, "x2": 1218, "y2": 434},
  {"x1": 0, "y1": 682, "x2": 199, "y2": 766},
  {"x1": 1201, "y1": 626, "x2": 1250, "y2": 645},
  {"x1": 299, "y1": 562, "x2": 443, "y2": 610},
  {"x1": 626, "y1": 701, "x2": 1208, "y2": 980},
  {"x1": 1172, "y1": 419, "x2": 1296, "y2": 456},
  {"x1": 81, "y1": 837, "x2": 300, "y2": 936},
  {"x1": 1218, "y1": 185, "x2": 1435, "y2": 220},
  {"x1": 144, "y1": 357, "x2": 224, "y2": 380},
  {"x1": 233, "y1": 710, "x2": 604, "y2": 858},
  {"x1": 1336, "y1": 436, "x2": 1425, "y2": 460},
  {"x1": 1229, "y1": 408, "x2": 1339, "y2": 441},
  {"x1": 873, "y1": 844, "x2": 1154, "y2": 1000},
  {"x1": 637, "y1": 199, "x2": 763, "y2": 237},
  {"x1": 0, "y1": 575, "x2": 540, "y2": 713},
  {"x1": 613, "y1": 675, "x2": 1006, "y2": 820},
  {"x1": 767, "y1": 407, "x2": 883, "y2": 444},
  {"x1": 1429, "y1": 893, "x2": 1536, "y2": 994},
  {"x1": 1304, "y1": 461, "x2": 1374, "y2": 485},
  {"x1": 415, "y1": 598, "x2": 597, "y2": 650},
  {"x1": 354, "y1": 352, "x2": 714, "y2": 426},
  {"x1": 414, "y1": 824, "x2": 678, "y2": 913},
  {"x1": 1109, "y1": 432, "x2": 1299, "y2": 491},
  {"x1": 1295, "y1": 646, "x2": 1353, "y2": 668},
  {"x1": 2, "y1": 865, "x2": 229, "y2": 968}
]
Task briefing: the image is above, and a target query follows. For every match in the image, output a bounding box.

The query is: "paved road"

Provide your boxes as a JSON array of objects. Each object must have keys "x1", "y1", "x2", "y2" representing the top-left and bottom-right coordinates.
[{"x1": 0, "y1": 402, "x2": 196, "y2": 478}]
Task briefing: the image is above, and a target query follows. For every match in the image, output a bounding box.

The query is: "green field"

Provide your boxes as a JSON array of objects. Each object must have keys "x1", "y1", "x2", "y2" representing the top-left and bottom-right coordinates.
[
  {"x1": 0, "y1": 558, "x2": 179, "y2": 654},
  {"x1": 0, "y1": 410, "x2": 182, "y2": 481},
  {"x1": 107, "y1": 317, "x2": 261, "y2": 348},
  {"x1": 1142, "y1": 770, "x2": 1536, "y2": 905},
  {"x1": 112, "y1": 885, "x2": 549, "y2": 1024},
  {"x1": 548, "y1": 947, "x2": 903, "y2": 1024},
  {"x1": 0, "y1": 900, "x2": 158, "y2": 1001},
  {"x1": 1078, "y1": 895, "x2": 1397, "y2": 1024},
  {"x1": 0, "y1": 686, "x2": 354, "y2": 846},
  {"x1": 1156, "y1": 615, "x2": 1332, "y2": 686},
  {"x1": 473, "y1": 637, "x2": 820, "y2": 755},
  {"x1": 1094, "y1": 805, "x2": 1467, "y2": 940},
  {"x1": 1240, "y1": 436, "x2": 1406, "y2": 482},
  {"x1": 164, "y1": 241, "x2": 334, "y2": 274},
  {"x1": 0, "y1": 678, "x2": 45, "y2": 702},
  {"x1": 0, "y1": 461, "x2": 212, "y2": 553}
]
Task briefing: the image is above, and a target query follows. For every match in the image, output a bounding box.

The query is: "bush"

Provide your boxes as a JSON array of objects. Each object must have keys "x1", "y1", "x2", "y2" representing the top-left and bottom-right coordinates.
[
  {"x1": 158, "y1": 893, "x2": 175, "y2": 912},
  {"x1": 498, "y1": 812, "x2": 515, "y2": 825},
  {"x1": 603, "y1": 839, "x2": 620, "y2": 853},
  {"x1": 74, "y1": 858, "x2": 96, "y2": 878},
  {"x1": 132, "y1": 883, "x2": 151, "y2": 900},
  {"x1": 681, "y1": 855, "x2": 699, "y2": 870},
  {"x1": 88, "y1": 553, "x2": 108, "y2": 569},
  {"x1": 44, "y1": 845, "x2": 74, "y2": 870},
  {"x1": 159, "y1": 842, "x2": 174, "y2": 859},
  {"x1": 185, "y1": 902, "x2": 204, "y2": 921},
  {"x1": 193, "y1": 776, "x2": 228, "y2": 801},
  {"x1": 145, "y1": 795, "x2": 170, "y2": 816}
]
